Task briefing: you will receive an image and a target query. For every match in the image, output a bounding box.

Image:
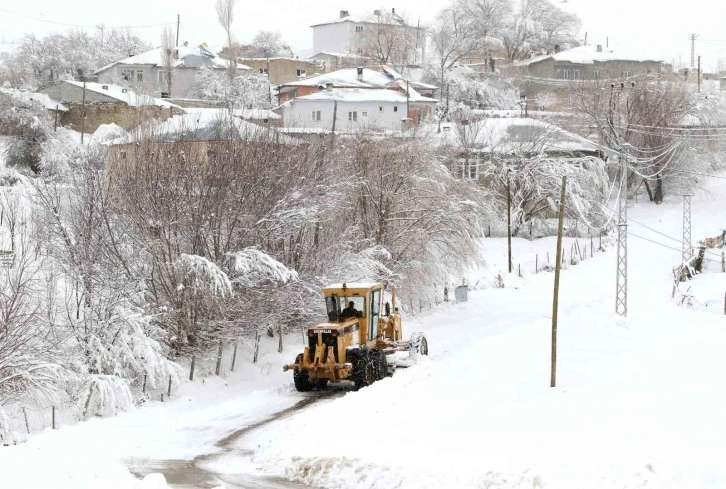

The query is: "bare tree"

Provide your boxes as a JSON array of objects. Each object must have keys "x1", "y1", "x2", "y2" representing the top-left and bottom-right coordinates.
[
  {"x1": 160, "y1": 26, "x2": 176, "y2": 97},
  {"x1": 572, "y1": 73, "x2": 695, "y2": 204},
  {"x1": 216, "y1": 0, "x2": 237, "y2": 81},
  {"x1": 428, "y1": 7, "x2": 479, "y2": 95},
  {"x1": 358, "y1": 11, "x2": 419, "y2": 70}
]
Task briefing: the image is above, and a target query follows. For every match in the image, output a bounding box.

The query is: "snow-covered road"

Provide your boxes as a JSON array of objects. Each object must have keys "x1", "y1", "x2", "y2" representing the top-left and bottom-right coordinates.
[{"x1": 2, "y1": 172, "x2": 725, "y2": 489}]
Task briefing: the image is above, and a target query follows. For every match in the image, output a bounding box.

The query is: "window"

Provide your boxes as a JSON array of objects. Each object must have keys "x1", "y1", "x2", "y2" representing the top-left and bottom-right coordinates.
[
  {"x1": 562, "y1": 69, "x2": 571, "y2": 80},
  {"x1": 355, "y1": 26, "x2": 364, "y2": 33},
  {"x1": 122, "y1": 69, "x2": 143, "y2": 82},
  {"x1": 394, "y1": 106, "x2": 398, "y2": 112},
  {"x1": 312, "y1": 110, "x2": 321, "y2": 121},
  {"x1": 296, "y1": 69, "x2": 306, "y2": 77},
  {"x1": 622, "y1": 71, "x2": 632, "y2": 78},
  {"x1": 119, "y1": 151, "x2": 127, "y2": 159},
  {"x1": 362, "y1": 111, "x2": 368, "y2": 118},
  {"x1": 573, "y1": 69, "x2": 581, "y2": 80},
  {"x1": 260, "y1": 68, "x2": 269, "y2": 75},
  {"x1": 158, "y1": 71, "x2": 166, "y2": 83},
  {"x1": 457, "y1": 159, "x2": 479, "y2": 180},
  {"x1": 348, "y1": 111, "x2": 358, "y2": 122},
  {"x1": 379, "y1": 106, "x2": 383, "y2": 112},
  {"x1": 369, "y1": 290, "x2": 381, "y2": 341},
  {"x1": 325, "y1": 295, "x2": 366, "y2": 321},
  {"x1": 593, "y1": 70, "x2": 601, "y2": 80}
]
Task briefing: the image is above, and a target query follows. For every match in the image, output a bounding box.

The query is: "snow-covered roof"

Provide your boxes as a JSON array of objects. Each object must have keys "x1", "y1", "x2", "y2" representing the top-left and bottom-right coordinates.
[
  {"x1": 62, "y1": 81, "x2": 179, "y2": 109},
  {"x1": 94, "y1": 46, "x2": 250, "y2": 74},
  {"x1": 109, "y1": 108, "x2": 296, "y2": 145},
  {"x1": 312, "y1": 10, "x2": 412, "y2": 28},
  {"x1": 237, "y1": 108, "x2": 281, "y2": 120},
  {"x1": 283, "y1": 67, "x2": 435, "y2": 91},
  {"x1": 323, "y1": 282, "x2": 383, "y2": 290},
  {"x1": 544, "y1": 45, "x2": 664, "y2": 65},
  {"x1": 0, "y1": 89, "x2": 68, "y2": 111},
  {"x1": 292, "y1": 87, "x2": 436, "y2": 104},
  {"x1": 310, "y1": 52, "x2": 365, "y2": 59},
  {"x1": 432, "y1": 118, "x2": 599, "y2": 154}
]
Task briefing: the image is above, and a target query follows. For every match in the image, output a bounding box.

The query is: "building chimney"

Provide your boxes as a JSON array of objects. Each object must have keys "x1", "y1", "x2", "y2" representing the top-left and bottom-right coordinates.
[
  {"x1": 392, "y1": 8, "x2": 396, "y2": 14},
  {"x1": 597, "y1": 45, "x2": 603, "y2": 53},
  {"x1": 326, "y1": 82, "x2": 333, "y2": 92},
  {"x1": 554, "y1": 44, "x2": 560, "y2": 54},
  {"x1": 357, "y1": 67, "x2": 364, "y2": 81},
  {"x1": 340, "y1": 10, "x2": 349, "y2": 19}
]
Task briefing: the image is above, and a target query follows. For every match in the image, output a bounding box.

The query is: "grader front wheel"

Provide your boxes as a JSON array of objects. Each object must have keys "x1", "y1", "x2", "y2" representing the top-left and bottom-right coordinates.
[
  {"x1": 408, "y1": 333, "x2": 429, "y2": 356},
  {"x1": 293, "y1": 354, "x2": 314, "y2": 392},
  {"x1": 353, "y1": 353, "x2": 375, "y2": 390}
]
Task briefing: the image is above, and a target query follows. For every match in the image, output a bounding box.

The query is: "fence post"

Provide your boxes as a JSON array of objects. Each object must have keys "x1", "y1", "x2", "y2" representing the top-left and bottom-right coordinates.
[
  {"x1": 142, "y1": 373, "x2": 147, "y2": 394},
  {"x1": 278, "y1": 325, "x2": 283, "y2": 353},
  {"x1": 231, "y1": 343, "x2": 238, "y2": 372},
  {"x1": 52, "y1": 406, "x2": 56, "y2": 429},
  {"x1": 253, "y1": 332, "x2": 261, "y2": 363},
  {"x1": 518, "y1": 263, "x2": 521, "y2": 278},
  {"x1": 22, "y1": 407, "x2": 30, "y2": 434},
  {"x1": 536, "y1": 254, "x2": 538, "y2": 274},
  {"x1": 591, "y1": 236, "x2": 594, "y2": 257},
  {"x1": 724, "y1": 292, "x2": 726, "y2": 316},
  {"x1": 161, "y1": 393, "x2": 165, "y2": 402},
  {"x1": 167, "y1": 375, "x2": 172, "y2": 398},
  {"x1": 722, "y1": 252, "x2": 725, "y2": 273},
  {"x1": 189, "y1": 356, "x2": 195, "y2": 381},
  {"x1": 215, "y1": 341, "x2": 223, "y2": 376},
  {"x1": 547, "y1": 252, "x2": 550, "y2": 264}
]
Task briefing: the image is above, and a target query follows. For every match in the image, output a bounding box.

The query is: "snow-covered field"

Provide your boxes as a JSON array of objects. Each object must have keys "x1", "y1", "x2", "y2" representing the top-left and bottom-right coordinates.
[{"x1": 1, "y1": 172, "x2": 725, "y2": 489}]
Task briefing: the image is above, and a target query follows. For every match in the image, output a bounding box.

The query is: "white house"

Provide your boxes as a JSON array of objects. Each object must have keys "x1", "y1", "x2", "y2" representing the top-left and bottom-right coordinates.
[
  {"x1": 95, "y1": 45, "x2": 250, "y2": 99},
  {"x1": 283, "y1": 86, "x2": 437, "y2": 132},
  {"x1": 311, "y1": 9, "x2": 426, "y2": 66}
]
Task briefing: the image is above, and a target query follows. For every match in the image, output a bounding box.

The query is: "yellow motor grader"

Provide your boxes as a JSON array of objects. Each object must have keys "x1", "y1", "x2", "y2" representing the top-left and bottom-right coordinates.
[{"x1": 283, "y1": 282, "x2": 428, "y2": 391}]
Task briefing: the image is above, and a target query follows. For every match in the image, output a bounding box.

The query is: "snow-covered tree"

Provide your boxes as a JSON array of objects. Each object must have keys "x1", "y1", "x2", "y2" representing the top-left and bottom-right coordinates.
[
  {"x1": 0, "y1": 90, "x2": 52, "y2": 172},
  {"x1": 194, "y1": 68, "x2": 271, "y2": 110}
]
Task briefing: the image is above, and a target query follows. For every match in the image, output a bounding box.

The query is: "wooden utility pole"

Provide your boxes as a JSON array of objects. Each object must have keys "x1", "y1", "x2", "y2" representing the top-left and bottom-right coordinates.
[
  {"x1": 176, "y1": 14, "x2": 180, "y2": 47},
  {"x1": 406, "y1": 79, "x2": 410, "y2": 120},
  {"x1": 507, "y1": 173, "x2": 512, "y2": 273},
  {"x1": 551, "y1": 176, "x2": 567, "y2": 388},
  {"x1": 54, "y1": 105, "x2": 58, "y2": 132},
  {"x1": 80, "y1": 79, "x2": 87, "y2": 145}
]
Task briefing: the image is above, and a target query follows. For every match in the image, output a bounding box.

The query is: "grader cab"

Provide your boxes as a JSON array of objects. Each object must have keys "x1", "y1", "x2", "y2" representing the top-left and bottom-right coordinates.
[{"x1": 283, "y1": 282, "x2": 428, "y2": 391}]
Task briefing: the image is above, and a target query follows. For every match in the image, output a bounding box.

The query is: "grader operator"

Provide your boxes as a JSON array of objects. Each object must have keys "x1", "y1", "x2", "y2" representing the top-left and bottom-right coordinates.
[{"x1": 283, "y1": 282, "x2": 428, "y2": 391}]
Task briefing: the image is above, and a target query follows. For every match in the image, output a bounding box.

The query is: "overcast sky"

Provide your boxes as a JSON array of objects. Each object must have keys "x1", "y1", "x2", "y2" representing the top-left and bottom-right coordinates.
[{"x1": 1, "y1": 0, "x2": 725, "y2": 71}]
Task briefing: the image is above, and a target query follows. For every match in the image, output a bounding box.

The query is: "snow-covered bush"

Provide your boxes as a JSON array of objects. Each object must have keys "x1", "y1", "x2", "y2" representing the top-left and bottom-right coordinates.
[
  {"x1": 0, "y1": 90, "x2": 52, "y2": 172},
  {"x1": 194, "y1": 67, "x2": 271, "y2": 110}
]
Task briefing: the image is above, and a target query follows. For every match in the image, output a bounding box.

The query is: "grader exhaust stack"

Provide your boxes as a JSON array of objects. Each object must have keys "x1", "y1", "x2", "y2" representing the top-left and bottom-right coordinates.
[{"x1": 283, "y1": 282, "x2": 428, "y2": 391}]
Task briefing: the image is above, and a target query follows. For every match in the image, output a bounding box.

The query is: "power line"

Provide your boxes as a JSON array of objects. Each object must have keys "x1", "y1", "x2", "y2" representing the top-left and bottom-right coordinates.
[{"x1": 0, "y1": 7, "x2": 175, "y2": 29}]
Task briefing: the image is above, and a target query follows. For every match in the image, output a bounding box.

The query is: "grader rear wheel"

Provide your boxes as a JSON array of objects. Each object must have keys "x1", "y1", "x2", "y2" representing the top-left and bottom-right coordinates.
[{"x1": 371, "y1": 349, "x2": 388, "y2": 381}]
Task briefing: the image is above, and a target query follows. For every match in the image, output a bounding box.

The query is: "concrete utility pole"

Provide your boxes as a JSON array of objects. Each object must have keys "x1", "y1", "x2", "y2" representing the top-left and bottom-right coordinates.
[
  {"x1": 689, "y1": 34, "x2": 698, "y2": 68},
  {"x1": 681, "y1": 194, "x2": 692, "y2": 280},
  {"x1": 551, "y1": 176, "x2": 566, "y2": 388},
  {"x1": 507, "y1": 171, "x2": 512, "y2": 273},
  {"x1": 615, "y1": 152, "x2": 628, "y2": 317},
  {"x1": 698, "y1": 56, "x2": 701, "y2": 92}
]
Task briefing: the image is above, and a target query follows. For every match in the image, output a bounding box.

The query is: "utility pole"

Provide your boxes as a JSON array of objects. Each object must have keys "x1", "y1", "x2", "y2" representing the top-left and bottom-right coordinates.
[
  {"x1": 681, "y1": 194, "x2": 692, "y2": 280},
  {"x1": 406, "y1": 79, "x2": 410, "y2": 120},
  {"x1": 176, "y1": 14, "x2": 180, "y2": 47},
  {"x1": 689, "y1": 34, "x2": 698, "y2": 68},
  {"x1": 615, "y1": 153, "x2": 628, "y2": 316},
  {"x1": 80, "y1": 78, "x2": 87, "y2": 145},
  {"x1": 697, "y1": 56, "x2": 701, "y2": 92},
  {"x1": 551, "y1": 176, "x2": 566, "y2": 388},
  {"x1": 507, "y1": 172, "x2": 512, "y2": 274}
]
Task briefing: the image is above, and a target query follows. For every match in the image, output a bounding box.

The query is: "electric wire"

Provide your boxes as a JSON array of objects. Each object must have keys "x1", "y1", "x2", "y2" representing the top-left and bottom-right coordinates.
[{"x1": 0, "y1": 7, "x2": 175, "y2": 29}]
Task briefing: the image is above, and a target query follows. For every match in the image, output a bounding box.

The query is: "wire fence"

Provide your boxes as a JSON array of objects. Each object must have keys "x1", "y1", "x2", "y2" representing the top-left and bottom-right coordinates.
[{"x1": 1, "y1": 329, "x2": 297, "y2": 446}]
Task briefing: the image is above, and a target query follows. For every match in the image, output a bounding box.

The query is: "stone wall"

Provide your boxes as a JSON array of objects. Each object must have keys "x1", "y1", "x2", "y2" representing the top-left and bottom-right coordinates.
[{"x1": 61, "y1": 102, "x2": 174, "y2": 133}]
